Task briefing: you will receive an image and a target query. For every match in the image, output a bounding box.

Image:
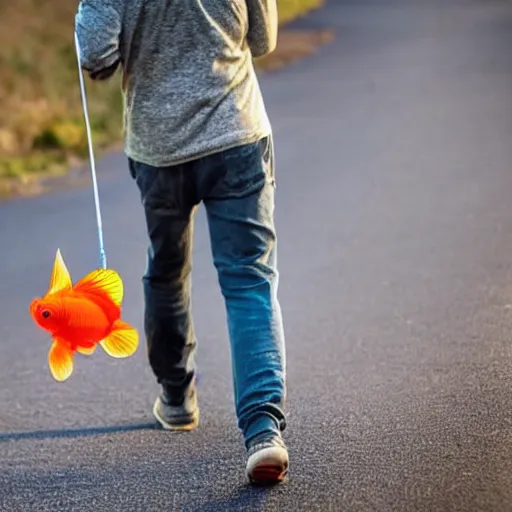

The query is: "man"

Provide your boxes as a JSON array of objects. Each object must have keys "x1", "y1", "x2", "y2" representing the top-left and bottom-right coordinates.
[{"x1": 75, "y1": 0, "x2": 288, "y2": 485}]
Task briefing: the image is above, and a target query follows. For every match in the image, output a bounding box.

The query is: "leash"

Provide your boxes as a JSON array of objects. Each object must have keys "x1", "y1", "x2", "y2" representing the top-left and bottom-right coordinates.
[{"x1": 74, "y1": 32, "x2": 108, "y2": 270}]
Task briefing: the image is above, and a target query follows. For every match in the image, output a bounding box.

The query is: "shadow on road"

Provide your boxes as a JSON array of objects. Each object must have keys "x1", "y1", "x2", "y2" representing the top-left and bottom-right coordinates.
[
  {"x1": 0, "y1": 421, "x2": 157, "y2": 442},
  {"x1": 194, "y1": 484, "x2": 281, "y2": 512}
]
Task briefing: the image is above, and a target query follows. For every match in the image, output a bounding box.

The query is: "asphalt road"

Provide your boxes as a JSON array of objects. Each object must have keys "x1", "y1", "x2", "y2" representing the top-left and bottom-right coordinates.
[{"x1": 2, "y1": 1, "x2": 512, "y2": 510}]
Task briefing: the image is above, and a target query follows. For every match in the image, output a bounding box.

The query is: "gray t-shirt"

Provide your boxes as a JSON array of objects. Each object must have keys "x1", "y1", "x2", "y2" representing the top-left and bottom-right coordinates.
[{"x1": 75, "y1": 0, "x2": 277, "y2": 167}]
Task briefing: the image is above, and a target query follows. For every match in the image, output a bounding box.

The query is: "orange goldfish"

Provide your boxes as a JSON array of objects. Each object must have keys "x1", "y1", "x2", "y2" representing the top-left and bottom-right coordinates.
[{"x1": 29, "y1": 249, "x2": 139, "y2": 382}]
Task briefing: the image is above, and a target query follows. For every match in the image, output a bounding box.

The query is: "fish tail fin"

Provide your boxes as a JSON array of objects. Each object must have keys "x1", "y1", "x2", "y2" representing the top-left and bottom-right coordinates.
[
  {"x1": 48, "y1": 339, "x2": 74, "y2": 382},
  {"x1": 100, "y1": 320, "x2": 139, "y2": 359},
  {"x1": 73, "y1": 269, "x2": 123, "y2": 308}
]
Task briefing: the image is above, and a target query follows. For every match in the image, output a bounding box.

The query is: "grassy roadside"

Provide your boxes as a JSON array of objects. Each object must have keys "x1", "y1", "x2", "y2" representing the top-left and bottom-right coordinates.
[{"x1": 0, "y1": 0, "x2": 324, "y2": 186}]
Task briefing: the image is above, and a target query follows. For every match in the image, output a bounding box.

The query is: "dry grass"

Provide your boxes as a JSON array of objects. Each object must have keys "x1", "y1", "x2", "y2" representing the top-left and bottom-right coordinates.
[
  {"x1": 0, "y1": 0, "x2": 123, "y2": 177},
  {"x1": 256, "y1": 28, "x2": 333, "y2": 72},
  {"x1": 0, "y1": 0, "x2": 324, "y2": 180},
  {"x1": 276, "y1": 0, "x2": 325, "y2": 25}
]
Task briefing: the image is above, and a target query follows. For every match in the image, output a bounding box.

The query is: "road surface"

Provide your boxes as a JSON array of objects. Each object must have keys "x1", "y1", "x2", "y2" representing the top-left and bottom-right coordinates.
[{"x1": 2, "y1": 1, "x2": 512, "y2": 510}]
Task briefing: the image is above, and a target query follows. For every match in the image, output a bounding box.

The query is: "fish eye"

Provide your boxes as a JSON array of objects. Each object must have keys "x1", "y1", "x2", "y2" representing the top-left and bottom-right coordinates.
[{"x1": 41, "y1": 310, "x2": 51, "y2": 319}]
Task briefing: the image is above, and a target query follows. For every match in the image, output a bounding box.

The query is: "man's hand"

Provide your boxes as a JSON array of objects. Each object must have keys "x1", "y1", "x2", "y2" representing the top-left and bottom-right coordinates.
[
  {"x1": 246, "y1": 0, "x2": 278, "y2": 58},
  {"x1": 75, "y1": 0, "x2": 123, "y2": 79},
  {"x1": 88, "y1": 59, "x2": 121, "y2": 81}
]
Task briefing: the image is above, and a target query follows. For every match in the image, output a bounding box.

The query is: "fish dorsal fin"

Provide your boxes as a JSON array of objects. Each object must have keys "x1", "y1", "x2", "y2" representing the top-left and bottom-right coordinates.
[
  {"x1": 73, "y1": 268, "x2": 123, "y2": 307},
  {"x1": 46, "y1": 249, "x2": 72, "y2": 296}
]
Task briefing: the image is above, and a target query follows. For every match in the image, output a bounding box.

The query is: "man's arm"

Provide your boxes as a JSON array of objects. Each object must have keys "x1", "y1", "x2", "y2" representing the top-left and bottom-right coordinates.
[
  {"x1": 246, "y1": 0, "x2": 278, "y2": 59},
  {"x1": 75, "y1": 0, "x2": 123, "y2": 80}
]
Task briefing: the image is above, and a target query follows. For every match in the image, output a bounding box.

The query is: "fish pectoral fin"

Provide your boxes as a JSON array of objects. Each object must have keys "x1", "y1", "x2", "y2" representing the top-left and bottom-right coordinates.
[
  {"x1": 73, "y1": 269, "x2": 123, "y2": 307},
  {"x1": 76, "y1": 345, "x2": 96, "y2": 356},
  {"x1": 46, "y1": 249, "x2": 72, "y2": 296},
  {"x1": 48, "y1": 339, "x2": 74, "y2": 382},
  {"x1": 100, "y1": 320, "x2": 139, "y2": 359}
]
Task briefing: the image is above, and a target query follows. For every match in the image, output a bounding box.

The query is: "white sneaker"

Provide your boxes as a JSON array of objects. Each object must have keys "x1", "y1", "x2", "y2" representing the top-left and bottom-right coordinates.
[{"x1": 246, "y1": 436, "x2": 289, "y2": 485}]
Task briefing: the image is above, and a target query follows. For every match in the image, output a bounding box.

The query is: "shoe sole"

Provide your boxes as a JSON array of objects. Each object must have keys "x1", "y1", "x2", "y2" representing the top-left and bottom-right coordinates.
[
  {"x1": 246, "y1": 446, "x2": 289, "y2": 485},
  {"x1": 248, "y1": 464, "x2": 288, "y2": 485},
  {"x1": 153, "y1": 401, "x2": 200, "y2": 432}
]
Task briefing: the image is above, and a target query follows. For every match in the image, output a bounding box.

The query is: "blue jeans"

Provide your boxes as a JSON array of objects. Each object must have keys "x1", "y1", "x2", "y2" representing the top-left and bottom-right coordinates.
[{"x1": 128, "y1": 135, "x2": 286, "y2": 448}]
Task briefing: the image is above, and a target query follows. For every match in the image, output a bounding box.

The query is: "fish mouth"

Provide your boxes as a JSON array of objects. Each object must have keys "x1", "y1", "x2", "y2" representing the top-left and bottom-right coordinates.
[
  {"x1": 29, "y1": 299, "x2": 47, "y2": 328},
  {"x1": 29, "y1": 299, "x2": 40, "y2": 315},
  {"x1": 30, "y1": 298, "x2": 44, "y2": 311}
]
